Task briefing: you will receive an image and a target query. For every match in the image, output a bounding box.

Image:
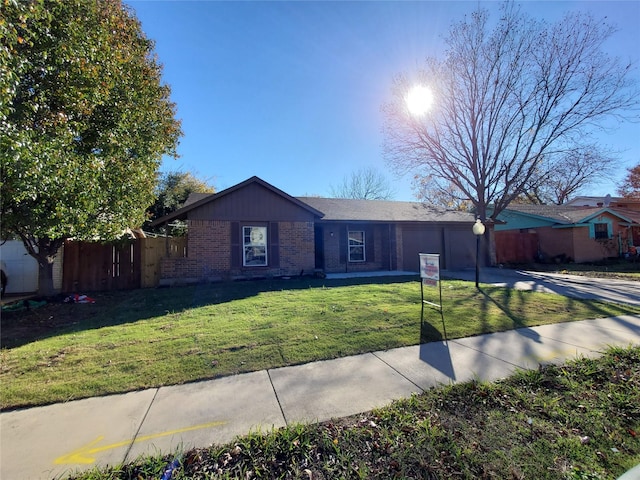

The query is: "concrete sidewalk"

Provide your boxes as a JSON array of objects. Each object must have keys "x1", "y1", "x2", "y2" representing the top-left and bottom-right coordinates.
[{"x1": 2, "y1": 315, "x2": 639, "y2": 479}]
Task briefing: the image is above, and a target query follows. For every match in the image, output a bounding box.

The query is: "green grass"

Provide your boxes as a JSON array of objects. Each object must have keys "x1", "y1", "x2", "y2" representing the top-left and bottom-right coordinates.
[
  {"x1": 517, "y1": 259, "x2": 640, "y2": 280},
  {"x1": 68, "y1": 346, "x2": 640, "y2": 480},
  {"x1": 2, "y1": 276, "x2": 639, "y2": 409}
]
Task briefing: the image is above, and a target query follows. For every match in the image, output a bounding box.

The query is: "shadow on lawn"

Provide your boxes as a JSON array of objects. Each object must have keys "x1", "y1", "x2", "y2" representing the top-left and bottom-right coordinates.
[
  {"x1": 1, "y1": 275, "x2": 416, "y2": 349},
  {"x1": 419, "y1": 305, "x2": 457, "y2": 379},
  {"x1": 478, "y1": 284, "x2": 630, "y2": 329},
  {"x1": 411, "y1": 275, "x2": 639, "y2": 385}
]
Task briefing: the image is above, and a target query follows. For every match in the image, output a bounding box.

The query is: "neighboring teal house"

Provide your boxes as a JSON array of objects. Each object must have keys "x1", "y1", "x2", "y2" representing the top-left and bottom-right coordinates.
[{"x1": 494, "y1": 204, "x2": 640, "y2": 264}]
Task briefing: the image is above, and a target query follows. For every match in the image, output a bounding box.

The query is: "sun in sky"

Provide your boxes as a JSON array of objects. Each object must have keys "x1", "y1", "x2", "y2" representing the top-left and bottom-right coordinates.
[{"x1": 406, "y1": 85, "x2": 434, "y2": 116}]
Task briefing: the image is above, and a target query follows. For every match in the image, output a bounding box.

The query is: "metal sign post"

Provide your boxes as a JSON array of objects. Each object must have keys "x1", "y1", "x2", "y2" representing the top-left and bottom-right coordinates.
[{"x1": 419, "y1": 253, "x2": 442, "y2": 311}]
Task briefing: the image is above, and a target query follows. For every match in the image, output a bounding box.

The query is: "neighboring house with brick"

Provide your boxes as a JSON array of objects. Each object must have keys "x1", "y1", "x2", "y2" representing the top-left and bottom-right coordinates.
[
  {"x1": 150, "y1": 176, "x2": 483, "y2": 285},
  {"x1": 494, "y1": 203, "x2": 640, "y2": 264}
]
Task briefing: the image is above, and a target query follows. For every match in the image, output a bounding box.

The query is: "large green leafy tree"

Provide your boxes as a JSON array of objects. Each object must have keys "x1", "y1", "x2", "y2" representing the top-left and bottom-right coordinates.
[
  {"x1": 1, "y1": 0, "x2": 182, "y2": 296},
  {"x1": 146, "y1": 170, "x2": 215, "y2": 234}
]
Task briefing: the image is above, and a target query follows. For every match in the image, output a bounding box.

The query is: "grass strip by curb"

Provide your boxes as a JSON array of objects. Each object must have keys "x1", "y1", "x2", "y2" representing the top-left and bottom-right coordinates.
[{"x1": 68, "y1": 346, "x2": 640, "y2": 480}]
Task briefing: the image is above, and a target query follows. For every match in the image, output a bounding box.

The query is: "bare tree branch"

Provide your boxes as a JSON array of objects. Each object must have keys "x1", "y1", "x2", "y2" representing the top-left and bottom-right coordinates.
[
  {"x1": 329, "y1": 167, "x2": 396, "y2": 200},
  {"x1": 523, "y1": 146, "x2": 617, "y2": 204},
  {"x1": 383, "y1": 2, "x2": 639, "y2": 222}
]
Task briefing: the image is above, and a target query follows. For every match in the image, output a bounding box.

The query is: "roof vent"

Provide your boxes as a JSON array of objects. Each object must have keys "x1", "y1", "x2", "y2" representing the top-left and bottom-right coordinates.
[{"x1": 604, "y1": 194, "x2": 611, "y2": 207}]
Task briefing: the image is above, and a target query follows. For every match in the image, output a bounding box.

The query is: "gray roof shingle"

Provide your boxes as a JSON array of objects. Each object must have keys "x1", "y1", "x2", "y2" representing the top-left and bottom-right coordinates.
[
  {"x1": 503, "y1": 204, "x2": 640, "y2": 225},
  {"x1": 296, "y1": 197, "x2": 476, "y2": 223},
  {"x1": 183, "y1": 193, "x2": 211, "y2": 207},
  {"x1": 502, "y1": 204, "x2": 600, "y2": 224}
]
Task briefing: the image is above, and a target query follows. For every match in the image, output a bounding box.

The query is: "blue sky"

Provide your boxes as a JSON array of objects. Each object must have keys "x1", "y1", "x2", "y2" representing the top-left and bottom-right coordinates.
[{"x1": 127, "y1": 1, "x2": 640, "y2": 201}]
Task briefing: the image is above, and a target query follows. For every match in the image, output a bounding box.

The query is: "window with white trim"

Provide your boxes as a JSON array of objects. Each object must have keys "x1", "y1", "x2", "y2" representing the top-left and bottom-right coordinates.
[
  {"x1": 348, "y1": 230, "x2": 365, "y2": 262},
  {"x1": 243, "y1": 226, "x2": 267, "y2": 266}
]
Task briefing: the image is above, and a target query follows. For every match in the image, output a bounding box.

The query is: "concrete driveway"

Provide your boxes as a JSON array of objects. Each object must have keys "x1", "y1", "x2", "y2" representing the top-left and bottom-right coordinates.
[{"x1": 444, "y1": 268, "x2": 640, "y2": 306}]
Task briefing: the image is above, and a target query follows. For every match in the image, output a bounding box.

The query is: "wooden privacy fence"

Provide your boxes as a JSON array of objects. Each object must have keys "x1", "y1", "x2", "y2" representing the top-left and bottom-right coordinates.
[
  {"x1": 140, "y1": 236, "x2": 187, "y2": 288},
  {"x1": 494, "y1": 231, "x2": 539, "y2": 264},
  {"x1": 62, "y1": 237, "x2": 187, "y2": 292}
]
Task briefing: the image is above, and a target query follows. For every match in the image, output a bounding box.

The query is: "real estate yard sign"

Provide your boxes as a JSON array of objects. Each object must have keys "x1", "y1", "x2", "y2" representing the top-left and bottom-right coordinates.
[
  {"x1": 420, "y1": 254, "x2": 439, "y2": 286},
  {"x1": 419, "y1": 253, "x2": 442, "y2": 310}
]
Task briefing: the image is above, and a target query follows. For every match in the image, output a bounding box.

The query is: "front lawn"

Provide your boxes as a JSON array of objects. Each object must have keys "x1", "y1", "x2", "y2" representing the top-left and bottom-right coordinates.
[{"x1": 2, "y1": 276, "x2": 639, "y2": 409}]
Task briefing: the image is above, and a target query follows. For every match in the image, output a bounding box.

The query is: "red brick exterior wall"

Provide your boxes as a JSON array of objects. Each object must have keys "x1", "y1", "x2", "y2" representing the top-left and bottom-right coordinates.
[
  {"x1": 535, "y1": 216, "x2": 623, "y2": 263},
  {"x1": 190, "y1": 220, "x2": 232, "y2": 273},
  {"x1": 572, "y1": 225, "x2": 619, "y2": 262},
  {"x1": 277, "y1": 221, "x2": 316, "y2": 275},
  {"x1": 160, "y1": 220, "x2": 315, "y2": 283}
]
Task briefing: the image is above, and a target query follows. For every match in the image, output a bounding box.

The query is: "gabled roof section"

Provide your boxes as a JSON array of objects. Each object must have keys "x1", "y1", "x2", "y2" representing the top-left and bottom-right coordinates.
[
  {"x1": 615, "y1": 207, "x2": 640, "y2": 225},
  {"x1": 502, "y1": 204, "x2": 600, "y2": 224},
  {"x1": 581, "y1": 207, "x2": 640, "y2": 225},
  {"x1": 150, "y1": 176, "x2": 324, "y2": 226},
  {"x1": 296, "y1": 197, "x2": 476, "y2": 223},
  {"x1": 183, "y1": 192, "x2": 211, "y2": 207},
  {"x1": 501, "y1": 204, "x2": 640, "y2": 226}
]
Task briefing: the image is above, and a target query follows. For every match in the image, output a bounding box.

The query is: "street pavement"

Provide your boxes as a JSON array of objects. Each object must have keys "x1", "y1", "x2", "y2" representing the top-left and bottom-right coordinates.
[{"x1": 2, "y1": 269, "x2": 639, "y2": 479}]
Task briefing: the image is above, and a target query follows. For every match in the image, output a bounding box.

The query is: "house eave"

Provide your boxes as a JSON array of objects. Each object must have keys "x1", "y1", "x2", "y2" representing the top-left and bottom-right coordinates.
[{"x1": 552, "y1": 223, "x2": 590, "y2": 229}]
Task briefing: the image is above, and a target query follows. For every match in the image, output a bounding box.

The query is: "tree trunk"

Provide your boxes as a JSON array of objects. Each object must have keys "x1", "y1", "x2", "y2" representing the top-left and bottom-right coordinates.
[
  {"x1": 17, "y1": 235, "x2": 64, "y2": 298},
  {"x1": 37, "y1": 259, "x2": 56, "y2": 297}
]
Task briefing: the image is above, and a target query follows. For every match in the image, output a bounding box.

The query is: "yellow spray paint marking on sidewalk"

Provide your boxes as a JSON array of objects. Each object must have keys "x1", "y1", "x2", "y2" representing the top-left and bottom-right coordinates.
[
  {"x1": 523, "y1": 348, "x2": 577, "y2": 365},
  {"x1": 54, "y1": 420, "x2": 227, "y2": 465}
]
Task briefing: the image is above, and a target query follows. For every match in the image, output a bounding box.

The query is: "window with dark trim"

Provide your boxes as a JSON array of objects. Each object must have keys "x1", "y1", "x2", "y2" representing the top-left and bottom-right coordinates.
[
  {"x1": 594, "y1": 223, "x2": 609, "y2": 240},
  {"x1": 348, "y1": 231, "x2": 365, "y2": 262},
  {"x1": 243, "y1": 226, "x2": 267, "y2": 266}
]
